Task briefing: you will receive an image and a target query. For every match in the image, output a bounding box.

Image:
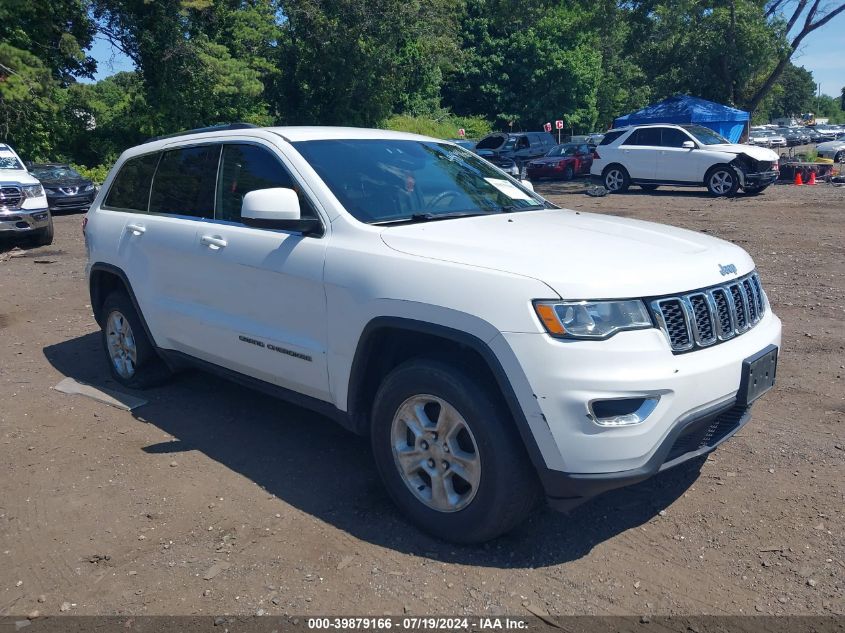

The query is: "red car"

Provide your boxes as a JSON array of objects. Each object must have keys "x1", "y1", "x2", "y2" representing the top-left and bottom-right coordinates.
[{"x1": 525, "y1": 143, "x2": 594, "y2": 180}]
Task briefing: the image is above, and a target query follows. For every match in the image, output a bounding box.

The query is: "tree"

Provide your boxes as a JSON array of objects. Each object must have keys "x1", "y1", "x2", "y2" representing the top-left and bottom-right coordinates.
[
  {"x1": 767, "y1": 63, "x2": 816, "y2": 117},
  {"x1": 277, "y1": 0, "x2": 461, "y2": 126},
  {"x1": 442, "y1": 0, "x2": 601, "y2": 131},
  {"x1": 746, "y1": 0, "x2": 845, "y2": 111}
]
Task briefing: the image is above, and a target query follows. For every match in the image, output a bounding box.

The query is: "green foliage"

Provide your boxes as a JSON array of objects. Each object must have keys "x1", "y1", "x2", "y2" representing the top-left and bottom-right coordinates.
[
  {"x1": 382, "y1": 113, "x2": 492, "y2": 139},
  {"x1": 70, "y1": 163, "x2": 110, "y2": 184},
  {"x1": 444, "y1": 0, "x2": 602, "y2": 132},
  {"x1": 0, "y1": 44, "x2": 63, "y2": 160},
  {"x1": 2, "y1": 0, "x2": 844, "y2": 166}
]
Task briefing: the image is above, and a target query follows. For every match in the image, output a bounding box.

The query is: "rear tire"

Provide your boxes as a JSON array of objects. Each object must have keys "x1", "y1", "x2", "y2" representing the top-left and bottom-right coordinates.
[
  {"x1": 835, "y1": 151, "x2": 844, "y2": 164},
  {"x1": 371, "y1": 358, "x2": 540, "y2": 543},
  {"x1": 602, "y1": 165, "x2": 630, "y2": 193},
  {"x1": 563, "y1": 165, "x2": 574, "y2": 181},
  {"x1": 705, "y1": 165, "x2": 739, "y2": 197},
  {"x1": 100, "y1": 291, "x2": 171, "y2": 389}
]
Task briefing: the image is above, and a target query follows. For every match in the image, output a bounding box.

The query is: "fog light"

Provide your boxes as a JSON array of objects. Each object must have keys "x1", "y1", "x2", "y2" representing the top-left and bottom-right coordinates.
[{"x1": 589, "y1": 397, "x2": 659, "y2": 427}]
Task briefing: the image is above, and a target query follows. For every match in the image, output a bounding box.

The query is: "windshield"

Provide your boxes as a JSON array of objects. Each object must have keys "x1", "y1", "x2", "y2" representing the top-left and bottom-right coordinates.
[
  {"x1": 547, "y1": 144, "x2": 578, "y2": 157},
  {"x1": 475, "y1": 135, "x2": 506, "y2": 150},
  {"x1": 0, "y1": 153, "x2": 23, "y2": 170},
  {"x1": 292, "y1": 139, "x2": 546, "y2": 224},
  {"x1": 29, "y1": 166, "x2": 83, "y2": 180},
  {"x1": 683, "y1": 125, "x2": 729, "y2": 145}
]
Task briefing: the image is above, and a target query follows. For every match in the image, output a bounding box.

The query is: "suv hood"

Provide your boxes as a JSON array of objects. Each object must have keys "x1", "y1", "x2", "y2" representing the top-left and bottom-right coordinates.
[
  {"x1": 380, "y1": 209, "x2": 754, "y2": 298},
  {"x1": 0, "y1": 169, "x2": 40, "y2": 185},
  {"x1": 710, "y1": 144, "x2": 779, "y2": 161}
]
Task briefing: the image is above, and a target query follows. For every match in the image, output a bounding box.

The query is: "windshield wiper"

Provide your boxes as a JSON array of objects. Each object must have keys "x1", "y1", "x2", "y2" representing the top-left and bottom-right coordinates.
[
  {"x1": 501, "y1": 203, "x2": 548, "y2": 213},
  {"x1": 373, "y1": 210, "x2": 496, "y2": 225}
]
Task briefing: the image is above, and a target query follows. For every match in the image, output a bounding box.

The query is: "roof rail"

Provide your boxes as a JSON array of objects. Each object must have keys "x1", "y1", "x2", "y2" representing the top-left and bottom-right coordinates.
[{"x1": 145, "y1": 122, "x2": 259, "y2": 143}]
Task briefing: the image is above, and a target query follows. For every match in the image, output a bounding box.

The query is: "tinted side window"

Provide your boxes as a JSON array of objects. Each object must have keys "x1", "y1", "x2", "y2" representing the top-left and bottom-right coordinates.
[
  {"x1": 622, "y1": 128, "x2": 661, "y2": 146},
  {"x1": 216, "y1": 144, "x2": 317, "y2": 223},
  {"x1": 599, "y1": 130, "x2": 626, "y2": 146},
  {"x1": 103, "y1": 153, "x2": 160, "y2": 212},
  {"x1": 660, "y1": 128, "x2": 693, "y2": 148},
  {"x1": 515, "y1": 136, "x2": 529, "y2": 150},
  {"x1": 149, "y1": 145, "x2": 220, "y2": 218}
]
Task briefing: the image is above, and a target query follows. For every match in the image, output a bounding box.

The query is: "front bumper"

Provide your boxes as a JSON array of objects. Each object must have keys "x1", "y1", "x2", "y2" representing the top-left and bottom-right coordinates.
[
  {"x1": 742, "y1": 170, "x2": 779, "y2": 187},
  {"x1": 500, "y1": 309, "x2": 781, "y2": 507},
  {"x1": 0, "y1": 208, "x2": 50, "y2": 233},
  {"x1": 47, "y1": 192, "x2": 95, "y2": 212}
]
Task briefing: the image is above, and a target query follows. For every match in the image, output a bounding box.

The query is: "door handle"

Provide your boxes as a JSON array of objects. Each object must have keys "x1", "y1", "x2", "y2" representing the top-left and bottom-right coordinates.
[
  {"x1": 200, "y1": 235, "x2": 227, "y2": 249},
  {"x1": 126, "y1": 223, "x2": 146, "y2": 235}
]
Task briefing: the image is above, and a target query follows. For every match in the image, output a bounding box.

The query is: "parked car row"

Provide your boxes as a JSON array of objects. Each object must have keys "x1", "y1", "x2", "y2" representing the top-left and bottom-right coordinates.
[{"x1": 749, "y1": 124, "x2": 845, "y2": 148}]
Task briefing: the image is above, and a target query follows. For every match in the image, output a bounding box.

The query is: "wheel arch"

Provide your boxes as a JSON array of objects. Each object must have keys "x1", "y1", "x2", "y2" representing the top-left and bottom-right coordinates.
[
  {"x1": 89, "y1": 262, "x2": 158, "y2": 350},
  {"x1": 346, "y1": 317, "x2": 554, "y2": 478}
]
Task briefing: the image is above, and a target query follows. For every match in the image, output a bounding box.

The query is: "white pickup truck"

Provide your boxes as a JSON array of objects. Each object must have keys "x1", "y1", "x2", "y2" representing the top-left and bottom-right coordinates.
[{"x1": 0, "y1": 143, "x2": 53, "y2": 245}]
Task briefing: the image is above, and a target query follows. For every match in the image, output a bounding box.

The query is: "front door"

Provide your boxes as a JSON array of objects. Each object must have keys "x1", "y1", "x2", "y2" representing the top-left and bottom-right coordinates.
[{"x1": 189, "y1": 141, "x2": 331, "y2": 402}]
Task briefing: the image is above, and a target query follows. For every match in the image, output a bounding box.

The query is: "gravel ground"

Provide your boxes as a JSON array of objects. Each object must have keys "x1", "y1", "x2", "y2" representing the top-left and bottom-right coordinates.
[{"x1": 0, "y1": 182, "x2": 842, "y2": 617}]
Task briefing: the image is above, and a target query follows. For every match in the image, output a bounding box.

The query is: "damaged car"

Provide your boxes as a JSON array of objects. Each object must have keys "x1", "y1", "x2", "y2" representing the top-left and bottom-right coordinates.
[{"x1": 591, "y1": 124, "x2": 780, "y2": 196}]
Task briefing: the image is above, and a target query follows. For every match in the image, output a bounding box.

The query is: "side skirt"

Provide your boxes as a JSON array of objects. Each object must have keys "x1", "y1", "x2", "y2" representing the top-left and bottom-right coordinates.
[{"x1": 159, "y1": 349, "x2": 356, "y2": 433}]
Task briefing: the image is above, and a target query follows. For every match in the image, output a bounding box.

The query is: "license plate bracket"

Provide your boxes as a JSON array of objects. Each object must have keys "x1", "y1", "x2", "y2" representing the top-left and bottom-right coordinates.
[{"x1": 738, "y1": 344, "x2": 778, "y2": 406}]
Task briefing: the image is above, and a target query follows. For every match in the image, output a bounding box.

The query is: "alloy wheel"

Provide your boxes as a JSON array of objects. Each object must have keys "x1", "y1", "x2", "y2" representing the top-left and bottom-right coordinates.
[
  {"x1": 390, "y1": 394, "x2": 481, "y2": 513},
  {"x1": 709, "y1": 170, "x2": 734, "y2": 195},
  {"x1": 605, "y1": 169, "x2": 624, "y2": 191},
  {"x1": 106, "y1": 310, "x2": 138, "y2": 379}
]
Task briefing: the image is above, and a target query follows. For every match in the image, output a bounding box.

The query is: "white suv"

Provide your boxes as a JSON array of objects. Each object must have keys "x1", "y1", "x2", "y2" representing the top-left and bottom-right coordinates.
[
  {"x1": 0, "y1": 143, "x2": 53, "y2": 245},
  {"x1": 592, "y1": 124, "x2": 780, "y2": 196},
  {"x1": 84, "y1": 125, "x2": 781, "y2": 542}
]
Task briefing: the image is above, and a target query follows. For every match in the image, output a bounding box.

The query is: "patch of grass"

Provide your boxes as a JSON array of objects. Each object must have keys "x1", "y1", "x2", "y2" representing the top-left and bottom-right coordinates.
[{"x1": 381, "y1": 114, "x2": 493, "y2": 141}]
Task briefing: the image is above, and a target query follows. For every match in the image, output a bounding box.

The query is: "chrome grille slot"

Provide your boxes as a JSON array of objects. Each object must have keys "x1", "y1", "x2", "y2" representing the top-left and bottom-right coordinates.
[
  {"x1": 710, "y1": 288, "x2": 734, "y2": 339},
  {"x1": 729, "y1": 283, "x2": 748, "y2": 330},
  {"x1": 0, "y1": 186, "x2": 23, "y2": 210},
  {"x1": 650, "y1": 272, "x2": 766, "y2": 353}
]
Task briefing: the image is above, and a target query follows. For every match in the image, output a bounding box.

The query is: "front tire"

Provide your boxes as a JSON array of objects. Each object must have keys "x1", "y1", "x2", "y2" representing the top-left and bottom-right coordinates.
[
  {"x1": 100, "y1": 291, "x2": 170, "y2": 389},
  {"x1": 705, "y1": 165, "x2": 739, "y2": 197},
  {"x1": 602, "y1": 165, "x2": 630, "y2": 193},
  {"x1": 31, "y1": 213, "x2": 54, "y2": 246},
  {"x1": 371, "y1": 359, "x2": 540, "y2": 543}
]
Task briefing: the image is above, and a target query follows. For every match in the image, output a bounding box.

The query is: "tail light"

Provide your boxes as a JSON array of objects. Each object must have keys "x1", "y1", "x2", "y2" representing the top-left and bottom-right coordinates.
[
  {"x1": 82, "y1": 216, "x2": 88, "y2": 235},
  {"x1": 592, "y1": 149, "x2": 600, "y2": 160}
]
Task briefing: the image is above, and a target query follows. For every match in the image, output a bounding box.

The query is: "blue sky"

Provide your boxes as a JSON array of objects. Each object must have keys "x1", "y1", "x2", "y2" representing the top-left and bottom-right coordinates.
[{"x1": 86, "y1": 15, "x2": 845, "y2": 97}]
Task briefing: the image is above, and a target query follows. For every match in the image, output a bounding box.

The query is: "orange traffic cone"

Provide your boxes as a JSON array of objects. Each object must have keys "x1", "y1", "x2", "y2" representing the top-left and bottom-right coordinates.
[
  {"x1": 794, "y1": 171, "x2": 803, "y2": 186},
  {"x1": 807, "y1": 170, "x2": 817, "y2": 185}
]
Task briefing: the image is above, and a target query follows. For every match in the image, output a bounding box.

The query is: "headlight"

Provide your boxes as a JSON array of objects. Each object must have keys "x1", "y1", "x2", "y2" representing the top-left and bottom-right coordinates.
[
  {"x1": 534, "y1": 299, "x2": 653, "y2": 339},
  {"x1": 21, "y1": 184, "x2": 44, "y2": 199},
  {"x1": 83, "y1": 184, "x2": 94, "y2": 192}
]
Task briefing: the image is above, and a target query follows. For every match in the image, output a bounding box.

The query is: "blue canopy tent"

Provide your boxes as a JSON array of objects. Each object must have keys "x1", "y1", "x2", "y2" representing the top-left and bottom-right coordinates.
[{"x1": 613, "y1": 95, "x2": 749, "y2": 143}]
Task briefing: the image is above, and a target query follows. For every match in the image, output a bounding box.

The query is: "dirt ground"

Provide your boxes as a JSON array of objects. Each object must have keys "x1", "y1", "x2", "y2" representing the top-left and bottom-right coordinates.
[{"x1": 0, "y1": 182, "x2": 842, "y2": 618}]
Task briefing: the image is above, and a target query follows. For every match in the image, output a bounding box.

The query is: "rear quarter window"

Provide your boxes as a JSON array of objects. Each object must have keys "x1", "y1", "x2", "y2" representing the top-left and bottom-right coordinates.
[
  {"x1": 103, "y1": 153, "x2": 160, "y2": 212},
  {"x1": 599, "y1": 130, "x2": 626, "y2": 146},
  {"x1": 149, "y1": 145, "x2": 220, "y2": 218}
]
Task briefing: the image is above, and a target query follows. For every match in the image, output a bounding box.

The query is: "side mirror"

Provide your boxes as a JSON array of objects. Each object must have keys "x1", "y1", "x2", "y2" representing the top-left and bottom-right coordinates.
[
  {"x1": 682, "y1": 140, "x2": 695, "y2": 149},
  {"x1": 241, "y1": 188, "x2": 321, "y2": 235},
  {"x1": 520, "y1": 179, "x2": 534, "y2": 191}
]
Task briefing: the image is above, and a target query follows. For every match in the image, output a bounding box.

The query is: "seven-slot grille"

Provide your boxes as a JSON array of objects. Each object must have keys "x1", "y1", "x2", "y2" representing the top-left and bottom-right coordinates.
[
  {"x1": 0, "y1": 186, "x2": 23, "y2": 210},
  {"x1": 650, "y1": 272, "x2": 766, "y2": 353}
]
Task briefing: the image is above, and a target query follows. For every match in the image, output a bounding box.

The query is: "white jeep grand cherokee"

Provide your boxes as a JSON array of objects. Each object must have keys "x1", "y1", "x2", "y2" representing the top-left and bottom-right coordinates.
[
  {"x1": 591, "y1": 124, "x2": 780, "y2": 196},
  {"x1": 84, "y1": 125, "x2": 781, "y2": 542}
]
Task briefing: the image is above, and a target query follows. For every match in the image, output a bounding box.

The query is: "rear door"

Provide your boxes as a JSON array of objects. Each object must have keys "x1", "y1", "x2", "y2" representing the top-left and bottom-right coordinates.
[
  {"x1": 618, "y1": 128, "x2": 660, "y2": 180},
  {"x1": 127, "y1": 143, "x2": 223, "y2": 351}
]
